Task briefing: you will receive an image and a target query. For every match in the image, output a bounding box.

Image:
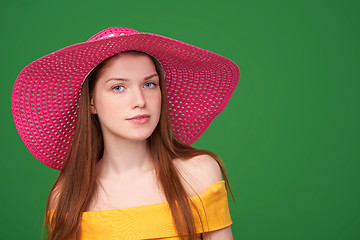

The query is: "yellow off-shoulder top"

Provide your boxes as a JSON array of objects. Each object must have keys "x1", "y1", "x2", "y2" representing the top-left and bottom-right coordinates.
[{"x1": 48, "y1": 180, "x2": 232, "y2": 239}]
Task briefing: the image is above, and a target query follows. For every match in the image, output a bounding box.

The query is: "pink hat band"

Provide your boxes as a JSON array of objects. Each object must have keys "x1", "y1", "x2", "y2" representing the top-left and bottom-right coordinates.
[{"x1": 11, "y1": 27, "x2": 240, "y2": 170}]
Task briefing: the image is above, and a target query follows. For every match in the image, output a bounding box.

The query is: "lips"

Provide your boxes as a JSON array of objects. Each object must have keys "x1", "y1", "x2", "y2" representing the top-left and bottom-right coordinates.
[{"x1": 126, "y1": 114, "x2": 150, "y2": 120}]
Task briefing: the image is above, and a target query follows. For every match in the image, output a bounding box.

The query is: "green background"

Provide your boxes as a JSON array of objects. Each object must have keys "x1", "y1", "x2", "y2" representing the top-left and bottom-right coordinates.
[{"x1": 1, "y1": 0, "x2": 359, "y2": 239}]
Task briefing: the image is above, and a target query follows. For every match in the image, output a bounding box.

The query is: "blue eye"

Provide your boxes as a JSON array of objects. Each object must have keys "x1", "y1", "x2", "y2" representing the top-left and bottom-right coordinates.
[
  {"x1": 145, "y1": 82, "x2": 158, "y2": 88},
  {"x1": 112, "y1": 85, "x2": 124, "y2": 92}
]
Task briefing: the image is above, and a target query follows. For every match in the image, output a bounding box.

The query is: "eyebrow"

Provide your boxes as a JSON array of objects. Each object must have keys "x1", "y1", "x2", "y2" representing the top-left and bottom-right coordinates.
[{"x1": 106, "y1": 73, "x2": 159, "y2": 83}]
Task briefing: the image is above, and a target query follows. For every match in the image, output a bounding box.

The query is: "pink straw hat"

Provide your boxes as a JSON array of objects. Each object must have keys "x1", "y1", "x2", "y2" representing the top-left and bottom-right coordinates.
[{"x1": 11, "y1": 27, "x2": 240, "y2": 170}]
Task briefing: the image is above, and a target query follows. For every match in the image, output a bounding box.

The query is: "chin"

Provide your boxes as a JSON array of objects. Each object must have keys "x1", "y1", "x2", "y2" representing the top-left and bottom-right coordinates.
[{"x1": 128, "y1": 131, "x2": 155, "y2": 141}]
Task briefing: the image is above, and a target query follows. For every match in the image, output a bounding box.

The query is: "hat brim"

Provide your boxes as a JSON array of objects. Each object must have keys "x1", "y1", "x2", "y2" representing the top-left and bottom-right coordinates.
[{"x1": 11, "y1": 32, "x2": 240, "y2": 170}]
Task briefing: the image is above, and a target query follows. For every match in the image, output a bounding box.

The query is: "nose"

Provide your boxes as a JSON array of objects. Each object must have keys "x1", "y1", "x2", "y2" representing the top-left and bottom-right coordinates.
[{"x1": 131, "y1": 87, "x2": 146, "y2": 109}]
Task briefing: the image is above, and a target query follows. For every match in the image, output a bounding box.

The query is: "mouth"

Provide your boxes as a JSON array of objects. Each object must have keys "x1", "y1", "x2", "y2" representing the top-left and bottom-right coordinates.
[
  {"x1": 126, "y1": 114, "x2": 150, "y2": 124},
  {"x1": 126, "y1": 114, "x2": 150, "y2": 120}
]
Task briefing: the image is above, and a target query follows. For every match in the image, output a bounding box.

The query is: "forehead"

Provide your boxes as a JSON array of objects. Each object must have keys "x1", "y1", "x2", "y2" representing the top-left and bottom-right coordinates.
[
  {"x1": 101, "y1": 53, "x2": 156, "y2": 75},
  {"x1": 93, "y1": 52, "x2": 160, "y2": 87}
]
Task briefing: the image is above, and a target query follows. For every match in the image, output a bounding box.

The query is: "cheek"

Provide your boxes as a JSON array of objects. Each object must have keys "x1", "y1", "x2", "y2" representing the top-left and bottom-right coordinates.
[
  {"x1": 96, "y1": 94, "x2": 125, "y2": 116},
  {"x1": 152, "y1": 91, "x2": 162, "y2": 111}
]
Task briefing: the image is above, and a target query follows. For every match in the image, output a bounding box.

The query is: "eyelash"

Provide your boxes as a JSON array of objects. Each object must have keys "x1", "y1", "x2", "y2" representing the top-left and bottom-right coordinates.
[{"x1": 111, "y1": 82, "x2": 158, "y2": 92}]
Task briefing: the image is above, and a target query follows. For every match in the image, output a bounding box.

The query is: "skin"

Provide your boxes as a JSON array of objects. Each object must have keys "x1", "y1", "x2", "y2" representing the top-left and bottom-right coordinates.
[
  {"x1": 90, "y1": 53, "x2": 161, "y2": 178},
  {"x1": 89, "y1": 52, "x2": 233, "y2": 239},
  {"x1": 203, "y1": 226, "x2": 233, "y2": 240}
]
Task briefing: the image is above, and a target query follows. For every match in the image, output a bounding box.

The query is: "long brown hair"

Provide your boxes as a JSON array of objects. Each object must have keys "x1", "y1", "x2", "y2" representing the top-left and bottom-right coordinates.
[{"x1": 43, "y1": 50, "x2": 235, "y2": 240}]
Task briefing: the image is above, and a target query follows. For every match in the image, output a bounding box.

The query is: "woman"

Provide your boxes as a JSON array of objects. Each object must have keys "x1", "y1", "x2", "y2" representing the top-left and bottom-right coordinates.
[{"x1": 11, "y1": 27, "x2": 240, "y2": 240}]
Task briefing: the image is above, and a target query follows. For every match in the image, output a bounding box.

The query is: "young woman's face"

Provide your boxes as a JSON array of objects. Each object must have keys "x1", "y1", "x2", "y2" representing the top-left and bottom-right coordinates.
[{"x1": 90, "y1": 53, "x2": 162, "y2": 142}]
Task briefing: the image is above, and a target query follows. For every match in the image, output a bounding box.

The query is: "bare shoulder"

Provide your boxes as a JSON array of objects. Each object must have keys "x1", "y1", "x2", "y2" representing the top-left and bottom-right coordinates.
[
  {"x1": 203, "y1": 225, "x2": 233, "y2": 240},
  {"x1": 173, "y1": 154, "x2": 223, "y2": 196}
]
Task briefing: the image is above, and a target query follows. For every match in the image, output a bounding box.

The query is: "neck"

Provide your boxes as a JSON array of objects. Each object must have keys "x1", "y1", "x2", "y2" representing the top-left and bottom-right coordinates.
[{"x1": 96, "y1": 133, "x2": 154, "y2": 179}]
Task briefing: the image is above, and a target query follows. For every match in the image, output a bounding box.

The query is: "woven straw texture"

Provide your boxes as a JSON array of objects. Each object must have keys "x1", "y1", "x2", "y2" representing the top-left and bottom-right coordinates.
[{"x1": 11, "y1": 27, "x2": 240, "y2": 170}]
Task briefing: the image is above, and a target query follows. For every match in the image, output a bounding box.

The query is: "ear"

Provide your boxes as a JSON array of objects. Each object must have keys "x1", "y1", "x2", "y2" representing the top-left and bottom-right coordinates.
[{"x1": 90, "y1": 97, "x2": 97, "y2": 114}]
